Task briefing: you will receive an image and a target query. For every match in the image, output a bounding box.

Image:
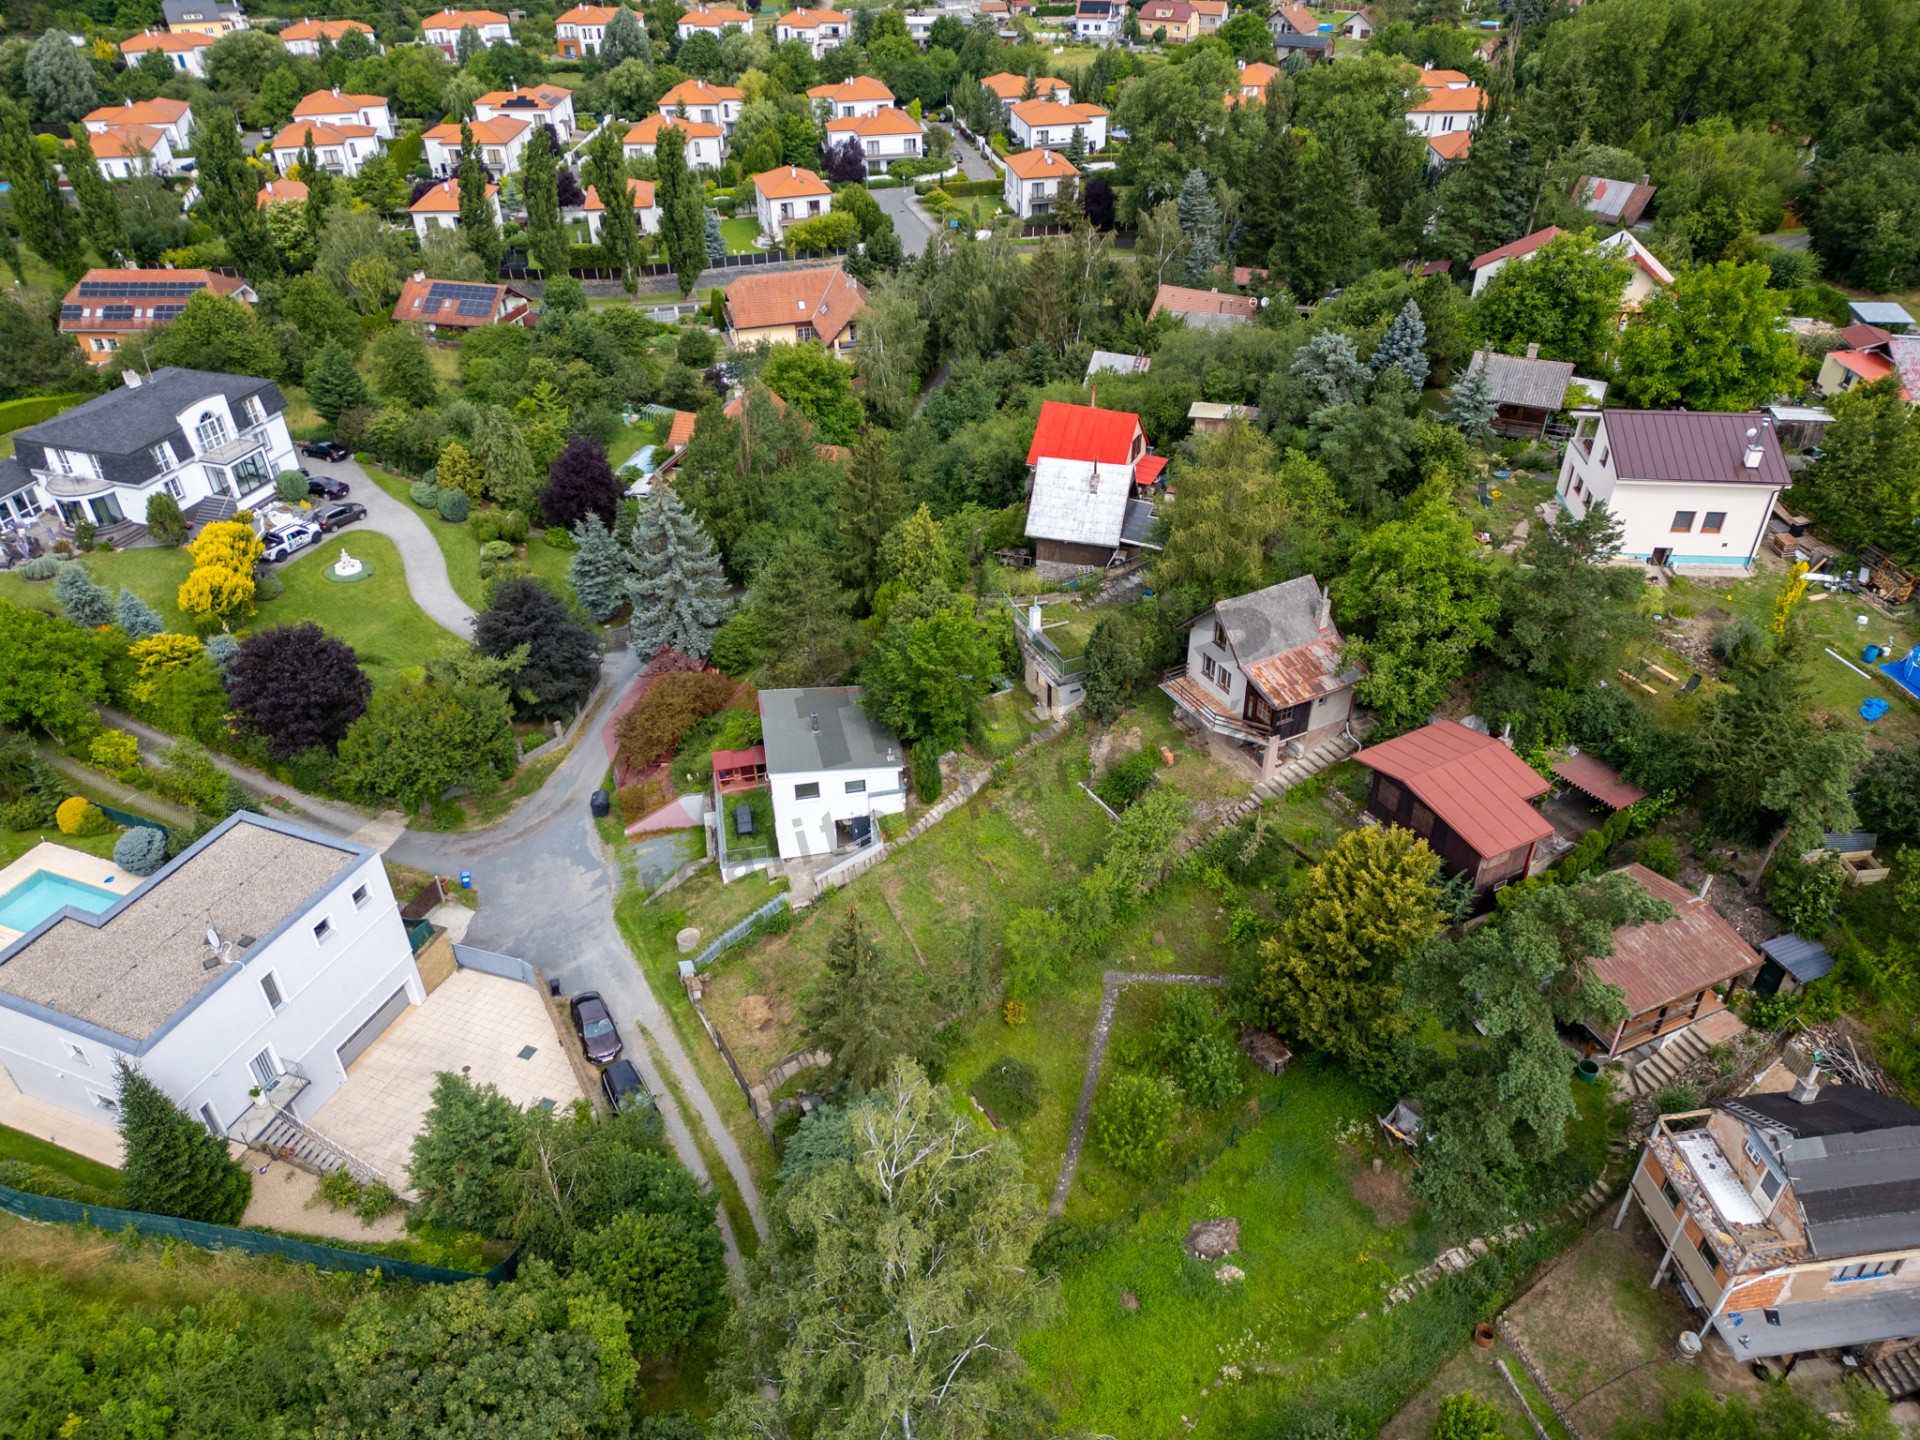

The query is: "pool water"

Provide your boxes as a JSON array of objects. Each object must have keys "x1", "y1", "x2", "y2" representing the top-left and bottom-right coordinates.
[{"x1": 0, "y1": 871, "x2": 122, "y2": 932}]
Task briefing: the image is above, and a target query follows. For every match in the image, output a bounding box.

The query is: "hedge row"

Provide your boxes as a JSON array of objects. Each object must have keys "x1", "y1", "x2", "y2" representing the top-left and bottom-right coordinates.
[
  {"x1": 921, "y1": 178, "x2": 1003, "y2": 197},
  {"x1": 0, "y1": 394, "x2": 86, "y2": 435}
]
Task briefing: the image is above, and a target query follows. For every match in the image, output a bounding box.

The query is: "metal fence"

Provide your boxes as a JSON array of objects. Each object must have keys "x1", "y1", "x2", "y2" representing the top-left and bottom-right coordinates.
[
  {"x1": 501, "y1": 248, "x2": 851, "y2": 283},
  {"x1": 0, "y1": 1183, "x2": 518, "y2": 1285},
  {"x1": 691, "y1": 895, "x2": 788, "y2": 971},
  {"x1": 98, "y1": 803, "x2": 166, "y2": 832},
  {"x1": 452, "y1": 944, "x2": 538, "y2": 987}
]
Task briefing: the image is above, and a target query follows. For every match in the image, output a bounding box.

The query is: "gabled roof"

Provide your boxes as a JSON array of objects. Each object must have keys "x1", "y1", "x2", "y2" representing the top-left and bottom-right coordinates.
[
  {"x1": 1273, "y1": 2, "x2": 1318, "y2": 31},
  {"x1": 726, "y1": 265, "x2": 867, "y2": 345},
  {"x1": 678, "y1": 5, "x2": 754, "y2": 24},
  {"x1": 555, "y1": 4, "x2": 619, "y2": 23},
  {"x1": 1027, "y1": 399, "x2": 1141, "y2": 466},
  {"x1": 1010, "y1": 98, "x2": 1106, "y2": 126},
  {"x1": 1209, "y1": 575, "x2": 1357, "y2": 708},
  {"x1": 626, "y1": 113, "x2": 724, "y2": 143},
  {"x1": 659, "y1": 77, "x2": 743, "y2": 106},
  {"x1": 807, "y1": 75, "x2": 895, "y2": 104},
  {"x1": 120, "y1": 29, "x2": 217, "y2": 51},
  {"x1": 422, "y1": 116, "x2": 529, "y2": 146},
  {"x1": 85, "y1": 98, "x2": 191, "y2": 127},
  {"x1": 293, "y1": 89, "x2": 386, "y2": 117},
  {"x1": 753, "y1": 164, "x2": 831, "y2": 199},
  {"x1": 1596, "y1": 228, "x2": 1675, "y2": 288},
  {"x1": 1239, "y1": 61, "x2": 1278, "y2": 90},
  {"x1": 982, "y1": 72, "x2": 1070, "y2": 100},
  {"x1": 421, "y1": 8, "x2": 511, "y2": 28},
  {"x1": 826, "y1": 109, "x2": 924, "y2": 137},
  {"x1": 257, "y1": 177, "x2": 308, "y2": 207},
  {"x1": 1829, "y1": 350, "x2": 1897, "y2": 386},
  {"x1": 1426, "y1": 131, "x2": 1473, "y2": 163},
  {"x1": 1469, "y1": 225, "x2": 1563, "y2": 272},
  {"x1": 18, "y1": 365, "x2": 275, "y2": 452},
  {"x1": 410, "y1": 177, "x2": 499, "y2": 213},
  {"x1": 1839, "y1": 322, "x2": 1893, "y2": 351},
  {"x1": 1590, "y1": 864, "x2": 1757, "y2": 1016},
  {"x1": 1599, "y1": 409, "x2": 1791, "y2": 489},
  {"x1": 59, "y1": 271, "x2": 251, "y2": 338},
  {"x1": 89, "y1": 126, "x2": 169, "y2": 158},
  {"x1": 279, "y1": 17, "x2": 376, "y2": 39},
  {"x1": 270, "y1": 120, "x2": 377, "y2": 150},
  {"x1": 1549, "y1": 751, "x2": 1644, "y2": 810},
  {"x1": 1149, "y1": 284, "x2": 1257, "y2": 325},
  {"x1": 760, "y1": 687, "x2": 902, "y2": 774},
  {"x1": 1464, "y1": 349, "x2": 1575, "y2": 410},
  {"x1": 1003, "y1": 148, "x2": 1079, "y2": 180},
  {"x1": 474, "y1": 84, "x2": 572, "y2": 112},
  {"x1": 775, "y1": 7, "x2": 848, "y2": 24},
  {"x1": 1025, "y1": 456, "x2": 1134, "y2": 548},
  {"x1": 1579, "y1": 175, "x2": 1656, "y2": 227},
  {"x1": 1355, "y1": 719, "x2": 1554, "y2": 859},
  {"x1": 1849, "y1": 300, "x2": 1915, "y2": 328},
  {"x1": 1141, "y1": 0, "x2": 1197, "y2": 21},
  {"x1": 583, "y1": 176, "x2": 658, "y2": 211},
  {"x1": 393, "y1": 275, "x2": 532, "y2": 328}
]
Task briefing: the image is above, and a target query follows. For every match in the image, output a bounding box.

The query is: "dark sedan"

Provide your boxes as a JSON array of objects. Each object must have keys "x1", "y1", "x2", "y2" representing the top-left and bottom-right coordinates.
[
  {"x1": 308, "y1": 476, "x2": 351, "y2": 501},
  {"x1": 601, "y1": 1058, "x2": 651, "y2": 1112},
  {"x1": 314, "y1": 501, "x2": 366, "y2": 532},
  {"x1": 570, "y1": 991, "x2": 623, "y2": 1064},
  {"x1": 302, "y1": 440, "x2": 351, "y2": 461}
]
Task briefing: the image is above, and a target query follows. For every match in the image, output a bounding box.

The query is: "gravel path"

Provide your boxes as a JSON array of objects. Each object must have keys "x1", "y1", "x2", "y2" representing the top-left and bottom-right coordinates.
[
  {"x1": 300, "y1": 455, "x2": 477, "y2": 638},
  {"x1": 1049, "y1": 970, "x2": 1232, "y2": 1219}
]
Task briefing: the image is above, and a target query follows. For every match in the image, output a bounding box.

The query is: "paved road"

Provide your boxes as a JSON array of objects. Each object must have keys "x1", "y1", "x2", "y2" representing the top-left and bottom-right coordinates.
[
  {"x1": 952, "y1": 135, "x2": 999, "y2": 181},
  {"x1": 389, "y1": 654, "x2": 771, "y2": 1261},
  {"x1": 877, "y1": 185, "x2": 939, "y2": 257},
  {"x1": 300, "y1": 455, "x2": 477, "y2": 637}
]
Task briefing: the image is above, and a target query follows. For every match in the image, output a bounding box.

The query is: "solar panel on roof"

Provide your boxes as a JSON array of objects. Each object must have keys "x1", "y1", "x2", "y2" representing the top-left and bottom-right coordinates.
[
  {"x1": 427, "y1": 282, "x2": 497, "y2": 304},
  {"x1": 153, "y1": 304, "x2": 185, "y2": 319},
  {"x1": 59, "y1": 305, "x2": 82, "y2": 320},
  {"x1": 456, "y1": 299, "x2": 492, "y2": 317},
  {"x1": 99, "y1": 305, "x2": 135, "y2": 321},
  {"x1": 77, "y1": 280, "x2": 205, "y2": 298}
]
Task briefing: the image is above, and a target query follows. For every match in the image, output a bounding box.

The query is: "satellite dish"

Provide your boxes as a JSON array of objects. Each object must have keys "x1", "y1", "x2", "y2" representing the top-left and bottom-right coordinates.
[{"x1": 205, "y1": 926, "x2": 221, "y2": 951}]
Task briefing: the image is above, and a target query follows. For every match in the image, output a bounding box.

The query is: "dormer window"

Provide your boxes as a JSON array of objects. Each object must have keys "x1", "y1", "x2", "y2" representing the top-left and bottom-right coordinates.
[
  {"x1": 195, "y1": 410, "x2": 230, "y2": 451},
  {"x1": 150, "y1": 441, "x2": 175, "y2": 472}
]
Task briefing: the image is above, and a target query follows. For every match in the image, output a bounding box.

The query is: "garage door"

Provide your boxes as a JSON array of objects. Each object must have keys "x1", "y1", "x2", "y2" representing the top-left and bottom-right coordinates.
[{"x1": 336, "y1": 985, "x2": 411, "y2": 1072}]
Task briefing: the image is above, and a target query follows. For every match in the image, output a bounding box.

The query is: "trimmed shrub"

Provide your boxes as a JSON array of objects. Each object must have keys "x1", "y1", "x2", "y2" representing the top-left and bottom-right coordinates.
[
  {"x1": 274, "y1": 471, "x2": 309, "y2": 504},
  {"x1": 409, "y1": 479, "x2": 442, "y2": 508},
  {"x1": 88, "y1": 730, "x2": 141, "y2": 772},
  {"x1": 3, "y1": 797, "x2": 47, "y2": 831},
  {"x1": 971, "y1": 1057, "x2": 1039, "y2": 1125},
  {"x1": 542, "y1": 525, "x2": 578, "y2": 550},
  {"x1": 113, "y1": 825, "x2": 169, "y2": 875},
  {"x1": 1095, "y1": 750, "x2": 1157, "y2": 811},
  {"x1": 18, "y1": 556, "x2": 62, "y2": 580},
  {"x1": 438, "y1": 488, "x2": 471, "y2": 523},
  {"x1": 55, "y1": 796, "x2": 100, "y2": 835},
  {"x1": 496, "y1": 509, "x2": 529, "y2": 544}
]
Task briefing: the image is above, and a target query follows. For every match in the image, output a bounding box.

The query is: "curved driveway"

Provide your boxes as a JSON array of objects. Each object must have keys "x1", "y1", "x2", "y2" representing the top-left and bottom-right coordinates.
[{"x1": 301, "y1": 455, "x2": 477, "y2": 637}]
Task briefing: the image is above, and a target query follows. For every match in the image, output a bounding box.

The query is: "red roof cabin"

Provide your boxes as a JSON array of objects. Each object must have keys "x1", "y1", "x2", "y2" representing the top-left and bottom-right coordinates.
[
  {"x1": 712, "y1": 744, "x2": 768, "y2": 794},
  {"x1": 1354, "y1": 719, "x2": 1554, "y2": 893}
]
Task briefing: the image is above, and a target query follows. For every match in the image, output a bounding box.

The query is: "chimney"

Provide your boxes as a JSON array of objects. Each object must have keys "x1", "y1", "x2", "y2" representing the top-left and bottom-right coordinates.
[
  {"x1": 1743, "y1": 425, "x2": 1764, "y2": 470},
  {"x1": 1499, "y1": 721, "x2": 1513, "y2": 749},
  {"x1": 413, "y1": 269, "x2": 426, "y2": 281},
  {"x1": 1525, "y1": 342, "x2": 1539, "y2": 359},
  {"x1": 1790, "y1": 1064, "x2": 1822, "y2": 1104},
  {"x1": 809, "y1": 711, "x2": 819, "y2": 733},
  {"x1": 122, "y1": 368, "x2": 142, "y2": 388},
  {"x1": 1028, "y1": 598, "x2": 1044, "y2": 634},
  {"x1": 1317, "y1": 583, "x2": 1332, "y2": 631}
]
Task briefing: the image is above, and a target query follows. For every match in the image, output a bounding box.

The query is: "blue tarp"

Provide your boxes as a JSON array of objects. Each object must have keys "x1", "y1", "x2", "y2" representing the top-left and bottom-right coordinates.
[{"x1": 1880, "y1": 646, "x2": 1920, "y2": 702}]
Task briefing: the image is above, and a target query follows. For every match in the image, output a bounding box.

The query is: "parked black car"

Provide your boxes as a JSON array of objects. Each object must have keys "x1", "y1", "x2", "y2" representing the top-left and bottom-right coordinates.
[
  {"x1": 302, "y1": 440, "x2": 351, "y2": 461},
  {"x1": 601, "y1": 1058, "x2": 651, "y2": 1111},
  {"x1": 308, "y1": 476, "x2": 351, "y2": 500},
  {"x1": 570, "y1": 991, "x2": 623, "y2": 1064},
  {"x1": 314, "y1": 501, "x2": 366, "y2": 532}
]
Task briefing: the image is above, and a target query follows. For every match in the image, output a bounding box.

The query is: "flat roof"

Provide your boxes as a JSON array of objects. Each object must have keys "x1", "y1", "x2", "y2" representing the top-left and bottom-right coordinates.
[
  {"x1": 759, "y1": 687, "x2": 903, "y2": 775},
  {"x1": 0, "y1": 814, "x2": 362, "y2": 1043}
]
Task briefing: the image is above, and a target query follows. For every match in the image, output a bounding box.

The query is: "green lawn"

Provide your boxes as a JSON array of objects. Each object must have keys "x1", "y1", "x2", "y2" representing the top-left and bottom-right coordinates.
[
  {"x1": 270, "y1": 532, "x2": 451, "y2": 689},
  {"x1": 0, "y1": 547, "x2": 198, "y2": 631},
  {"x1": 362, "y1": 465, "x2": 578, "y2": 612},
  {"x1": 0, "y1": 1124, "x2": 123, "y2": 1194},
  {"x1": 720, "y1": 216, "x2": 762, "y2": 253}
]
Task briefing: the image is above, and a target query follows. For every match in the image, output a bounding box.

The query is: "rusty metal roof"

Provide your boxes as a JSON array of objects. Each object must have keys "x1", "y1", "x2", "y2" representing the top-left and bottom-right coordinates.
[
  {"x1": 1551, "y1": 750, "x2": 1645, "y2": 810},
  {"x1": 1593, "y1": 864, "x2": 1758, "y2": 1015}
]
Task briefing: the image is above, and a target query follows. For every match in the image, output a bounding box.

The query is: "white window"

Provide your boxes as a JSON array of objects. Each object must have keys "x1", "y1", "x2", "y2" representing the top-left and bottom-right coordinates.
[
  {"x1": 248, "y1": 1047, "x2": 279, "y2": 1089},
  {"x1": 199, "y1": 1101, "x2": 220, "y2": 1135},
  {"x1": 845, "y1": 779, "x2": 866, "y2": 794},
  {"x1": 261, "y1": 972, "x2": 283, "y2": 1010},
  {"x1": 245, "y1": 396, "x2": 267, "y2": 428},
  {"x1": 90, "y1": 1090, "x2": 119, "y2": 1112},
  {"x1": 313, "y1": 916, "x2": 332, "y2": 942},
  {"x1": 352, "y1": 883, "x2": 369, "y2": 908},
  {"x1": 150, "y1": 442, "x2": 175, "y2": 471},
  {"x1": 91, "y1": 337, "x2": 119, "y2": 353},
  {"x1": 195, "y1": 410, "x2": 230, "y2": 451},
  {"x1": 165, "y1": 477, "x2": 185, "y2": 499},
  {"x1": 65, "y1": 1043, "x2": 88, "y2": 1065}
]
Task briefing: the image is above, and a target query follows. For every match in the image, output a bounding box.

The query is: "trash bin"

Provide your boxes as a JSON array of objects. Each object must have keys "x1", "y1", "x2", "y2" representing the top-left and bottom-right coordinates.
[{"x1": 589, "y1": 789, "x2": 610, "y2": 818}]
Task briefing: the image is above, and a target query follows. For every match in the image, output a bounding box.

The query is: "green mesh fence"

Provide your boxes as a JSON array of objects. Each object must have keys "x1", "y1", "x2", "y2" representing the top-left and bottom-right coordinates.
[{"x1": 0, "y1": 1183, "x2": 517, "y2": 1285}]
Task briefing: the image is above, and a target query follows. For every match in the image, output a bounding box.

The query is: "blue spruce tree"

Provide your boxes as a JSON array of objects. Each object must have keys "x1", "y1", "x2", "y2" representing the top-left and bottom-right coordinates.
[{"x1": 626, "y1": 488, "x2": 730, "y2": 659}]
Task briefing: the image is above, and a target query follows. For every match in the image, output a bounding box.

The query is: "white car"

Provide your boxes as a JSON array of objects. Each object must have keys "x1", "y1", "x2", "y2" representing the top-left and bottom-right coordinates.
[{"x1": 261, "y1": 521, "x2": 320, "y2": 564}]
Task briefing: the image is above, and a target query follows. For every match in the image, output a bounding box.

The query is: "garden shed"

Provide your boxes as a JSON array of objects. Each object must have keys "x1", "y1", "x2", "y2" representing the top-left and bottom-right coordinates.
[
  {"x1": 1754, "y1": 933, "x2": 1836, "y2": 996},
  {"x1": 1461, "y1": 348, "x2": 1575, "y2": 438}
]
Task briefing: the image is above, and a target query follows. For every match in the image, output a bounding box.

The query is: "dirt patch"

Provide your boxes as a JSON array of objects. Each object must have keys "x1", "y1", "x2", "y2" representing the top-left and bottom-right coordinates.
[
  {"x1": 1184, "y1": 1217, "x2": 1240, "y2": 1258},
  {"x1": 737, "y1": 994, "x2": 775, "y2": 1032},
  {"x1": 1349, "y1": 1159, "x2": 1416, "y2": 1229},
  {"x1": 1089, "y1": 725, "x2": 1143, "y2": 777}
]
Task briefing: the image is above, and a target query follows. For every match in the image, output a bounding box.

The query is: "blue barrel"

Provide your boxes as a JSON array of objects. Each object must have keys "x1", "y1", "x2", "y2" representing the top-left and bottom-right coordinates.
[{"x1": 1864, "y1": 645, "x2": 1881, "y2": 663}]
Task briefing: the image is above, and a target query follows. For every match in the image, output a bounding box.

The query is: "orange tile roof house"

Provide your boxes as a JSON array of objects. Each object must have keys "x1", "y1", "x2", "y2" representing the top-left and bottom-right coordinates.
[
  {"x1": 84, "y1": 98, "x2": 194, "y2": 151},
  {"x1": 806, "y1": 75, "x2": 896, "y2": 118},
  {"x1": 658, "y1": 78, "x2": 744, "y2": 133},
  {"x1": 1162, "y1": 575, "x2": 1361, "y2": 779},
  {"x1": 59, "y1": 269, "x2": 255, "y2": 365},
  {"x1": 269, "y1": 120, "x2": 382, "y2": 177},
  {"x1": 753, "y1": 165, "x2": 833, "y2": 242},
  {"x1": 474, "y1": 84, "x2": 577, "y2": 136},
  {"x1": 1270, "y1": 2, "x2": 1320, "y2": 33},
  {"x1": 773, "y1": 7, "x2": 850, "y2": 56},
  {"x1": 279, "y1": 17, "x2": 377, "y2": 55},
  {"x1": 256, "y1": 177, "x2": 308, "y2": 208},
  {"x1": 578, "y1": 177, "x2": 662, "y2": 240},
  {"x1": 1003, "y1": 148, "x2": 1079, "y2": 219},
  {"x1": 554, "y1": 4, "x2": 621, "y2": 57},
  {"x1": 408, "y1": 177, "x2": 503, "y2": 243},
  {"x1": 677, "y1": 5, "x2": 753, "y2": 37},
  {"x1": 420, "y1": 7, "x2": 514, "y2": 53},
  {"x1": 292, "y1": 88, "x2": 395, "y2": 138},
  {"x1": 623, "y1": 113, "x2": 725, "y2": 170},
  {"x1": 824, "y1": 107, "x2": 924, "y2": 172},
  {"x1": 1020, "y1": 401, "x2": 1160, "y2": 586},
  {"x1": 1407, "y1": 63, "x2": 1484, "y2": 147},
  {"x1": 1231, "y1": 61, "x2": 1278, "y2": 105},
  {"x1": 118, "y1": 29, "x2": 218, "y2": 77},
  {"x1": 981, "y1": 72, "x2": 1071, "y2": 107},
  {"x1": 81, "y1": 125, "x2": 182, "y2": 178},
  {"x1": 1149, "y1": 284, "x2": 1258, "y2": 328},
  {"x1": 725, "y1": 266, "x2": 867, "y2": 352},
  {"x1": 1009, "y1": 98, "x2": 1108, "y2": 151},
  {"x1": 422, "y1": 115, "x2": 531, "y2": 176},
  {"x1": 393, "y1": 274, "x2": 535, "y2": 331},
  {"x1": 1355, "y1": 719, "x2": 1556, "y2": 893},
  {"x1": 1580, "y1": 864, "x2": 1759, "y2": 1058}
]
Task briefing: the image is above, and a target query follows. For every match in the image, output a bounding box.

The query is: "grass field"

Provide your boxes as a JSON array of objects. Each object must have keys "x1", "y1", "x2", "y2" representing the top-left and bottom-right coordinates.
[
  {"x1": 720, "y1": 216, "x2": 762, "y2": 253},
  {"x1": 0, "y1": 1126, "x2": 123, "y2": 1194},
  {"x1": 360, "y1": 465, "x2": 578, "y2": 611}
]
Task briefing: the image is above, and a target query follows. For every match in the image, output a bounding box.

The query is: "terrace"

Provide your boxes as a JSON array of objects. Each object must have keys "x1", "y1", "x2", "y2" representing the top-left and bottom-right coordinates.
[{"x1": 1644, "y1": 1114, "x2": 1808, "y2": 1274}]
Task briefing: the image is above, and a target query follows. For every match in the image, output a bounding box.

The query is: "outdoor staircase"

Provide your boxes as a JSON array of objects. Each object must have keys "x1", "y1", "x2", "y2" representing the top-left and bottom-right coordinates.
[
  {"x1": 96, "y1": 519, "x2": 147, "y2": 548},
  {"x1": 1250, "y1": 717, "x2": 1377, "y2": 802},
  {"x1": 252, "y1": 1113, "x2": 387, "y2": 1186},
  {"x1": 1623, "y1": 1025, "x2": 1714, "y2": 1097},
  {"x1": 184, "y1": 496, "x2": 237, "y2": 528},
  {"x1": 1864, "y1": 1342, "x2": 1920, "y2": 1400}
]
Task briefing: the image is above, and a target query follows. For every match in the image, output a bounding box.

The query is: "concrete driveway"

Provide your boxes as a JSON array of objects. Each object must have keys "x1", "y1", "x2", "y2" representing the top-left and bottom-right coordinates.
[
  {"x1": 297, "y1": 454, "x2": 477, "y2": 637},
  {"x1": 952, "y1": 135, "x2": 999, "y2": 181},
  {"x1": 877, "y1": 185, "x2": 940, "y2": 257}
]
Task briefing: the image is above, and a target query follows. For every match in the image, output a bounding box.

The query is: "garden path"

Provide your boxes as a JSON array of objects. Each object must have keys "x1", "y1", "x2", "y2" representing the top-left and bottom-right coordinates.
[
  {"x1": 301, "y1": 455, "x2": 477, "y2": 637},
  {"x1": 1049, "y1": 969, "x2": 1231, "y2": 1218}
]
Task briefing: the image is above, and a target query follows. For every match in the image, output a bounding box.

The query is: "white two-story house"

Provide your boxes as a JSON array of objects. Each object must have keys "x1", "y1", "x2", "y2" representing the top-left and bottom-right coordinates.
[
  {"x1": 1003, "y1": 148, "x2": 1079, "y2": 219},
  {"x1": 554, "y1": 3, "x2": 621, "y2": 56},
  {"x1": 292, "y1": 88, "x2": 396, "y2": 139},
  {"x1": 474, "y1": 84, "x2": 577, "y2": 137},
  {"x1": 773, "y1": 7, "x2": 850, "y2": 57},
  {"x1": 625, "y1": 114, "x2": 725, "y2": 170},
  {"x1": 1008, "y1": 98, "x2": 1109, "y2": 152},
  {"x1": 754, "y1": 165, "x2": 833, "y2": 241},
  {"x1": 658, "y1": 78, "x2": 744, "y2": 133},
  {"x1": 761, "y1": 688, "x2": 907, "y2": 860},
  {"x1": 421, "y1": 7, "x2": 514, "y2": 53},
  {"x1": 270, "y1": 120, "x2": 382, "y2": 177},
  {"x1": 0, "y1": 814, "x2": 425, "y2": 1157},
  {"x1": 4, "y1": 367, "x2": 298, "y2": 532},
  {"x1": 806, "y1": 75, "x2": 895, "y2": 119},
  {"x1": 1557, "y1": 409, "x2": 1787, "y2": 572},
  {"x1": 824, "y1": 108, "x2": 923, "y2": 172}
]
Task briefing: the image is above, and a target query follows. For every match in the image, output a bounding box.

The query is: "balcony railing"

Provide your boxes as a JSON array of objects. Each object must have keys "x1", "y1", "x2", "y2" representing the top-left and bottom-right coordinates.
[{"x1": 198, "y1": 426, "x2": 272, "y2": 467}]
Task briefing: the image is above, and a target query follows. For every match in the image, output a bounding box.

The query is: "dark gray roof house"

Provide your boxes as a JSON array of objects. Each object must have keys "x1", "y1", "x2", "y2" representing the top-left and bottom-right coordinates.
[{"x1": 759, "y1": 687, "x2": 902, "y2": 776}]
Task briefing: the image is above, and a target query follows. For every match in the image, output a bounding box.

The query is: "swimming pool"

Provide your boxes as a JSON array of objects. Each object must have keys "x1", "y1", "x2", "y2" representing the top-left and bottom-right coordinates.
[{"x1": 0, "y1": 871, "x2": 122, "y2": 932}]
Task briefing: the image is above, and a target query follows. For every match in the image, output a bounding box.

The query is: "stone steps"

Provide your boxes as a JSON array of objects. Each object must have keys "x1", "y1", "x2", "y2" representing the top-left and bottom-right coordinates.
[
  {"x1": 1864, "y1": 1341, "x2": 1920, "y2": 1400},
  {"x1": 1625, "y1": 1026, "x2": 1712, "y2": 1097},
  {"x1": 253, "y1": 1114, "x2": 385, "y2": 1185},
  {"x1": 1384, "y1": 1166, "x2": 1616, "y2": 1310}
]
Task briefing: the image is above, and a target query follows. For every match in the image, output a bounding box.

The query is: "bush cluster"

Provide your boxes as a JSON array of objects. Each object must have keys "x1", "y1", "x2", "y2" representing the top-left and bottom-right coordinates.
[
  {"x1": 614, "y1": 671, "x2": 740, "y2": 770},
  {"x1": 1095, "y1": 749, "x2": 1158, "y2": 811},
  {"x1": 971, "y1": 1057, "x2": 1040, "y2": 1125}
]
